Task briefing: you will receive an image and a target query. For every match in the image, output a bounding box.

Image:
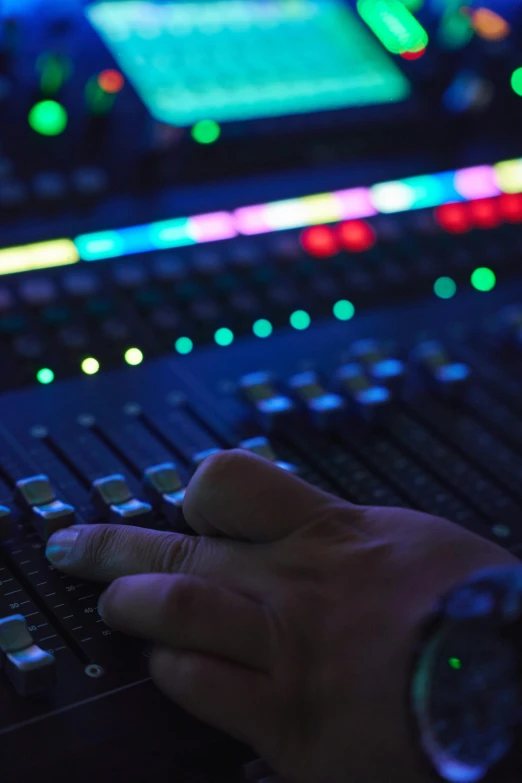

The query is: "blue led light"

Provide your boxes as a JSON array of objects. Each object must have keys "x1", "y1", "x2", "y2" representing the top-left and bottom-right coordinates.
[
  {"x1": 258, "y1": 396, "x2": 295, "y2": 414},
  {"x1": 372, "y1": 358, "x2": 404, "y2": 379},
  {"x1": 310, "y1": 394, "x2": 344, "y2": 412},
  {"x1": 357, "y1": 386, "x2": 390, "y2": 405},
  {"x1": 242, "y1": 371, "x2": 271, "y2": 387},
  {"x1": 436, "y1": 363, "x2": 470, "y2": 383},
  {"x1": 75, "y1": 231, "x2": 125, "y2": 261}
]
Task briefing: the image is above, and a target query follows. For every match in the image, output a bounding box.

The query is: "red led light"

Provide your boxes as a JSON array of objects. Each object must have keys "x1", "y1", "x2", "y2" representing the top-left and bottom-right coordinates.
[
  {"x1": 97, "y1": 69, "x2": 125, "y2": 94},
  {"x1": 337, "y1": 220, "x2": 376, "y2": 253},
  {"x1": 401, "y1": 47, "x2": 426, "y2": 61},
  {"x1": 434, "y1": 203, "x2": 471, "y2": 234},
  {"x1": 468, "y1": 198, "x2": 502, "y2": 229},
  {"x1": 300, "y1": 226, "x2": 339, "y2": 258},
  {"x1": 499, "y1": 193, "x2": 522, "y2": 223}
]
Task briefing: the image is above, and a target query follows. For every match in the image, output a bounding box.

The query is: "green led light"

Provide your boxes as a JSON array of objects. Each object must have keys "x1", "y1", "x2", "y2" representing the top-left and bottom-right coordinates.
[
  {"x1": 124, "y1": 347, "x2": 144, "y2": 366},
  {"x1": 252, "y1": 319, "x2": 273, "y2": 339},
  {"x1": 214, "y1": 328, "x2": 234, "y2": 347},
  {"x1": 471, "y1": 267, "x2": 496, "y2": 292},
  {"x1": 448, "y1": 657, "x2": 462, "y2": 670},
  {"x1": 36, "y1": 368, "x2": 55, "y2": 385},
  {"x1": 290, "y1": 310, "x2": 311, "y2": 331},
  {"x1": 400, "y1": 0, "x2": 424, "y2": 10},
  {"x1": 28, "y1": 100, "x2": 68, "y2": 136},
  {"x1": 192, "y1": 120, "x2": 221, "y2": 145},
  {"x1": 357, "y1": 0, "x2": 429, "y2": 54},
  {"x1": 434, "y1": 277, "x2": 457, "y2": 299},
  {"x1": 175, "y1": 337, "x2": 193, "y2": 355},
  {"x1": 333, "y1": 300, "x2": 356, "y2": 321},
  {"x1": 87, "y1": 1, "x2": 410, "y2": 126},
  {"x1": 511, "y1": 68, "x2": 522, "y2": 98},
  {"x1": 81, "y1": 357, "x2": 100, "y2": 375}
]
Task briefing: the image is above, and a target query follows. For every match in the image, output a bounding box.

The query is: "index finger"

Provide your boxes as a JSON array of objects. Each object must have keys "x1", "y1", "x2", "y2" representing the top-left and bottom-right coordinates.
[{"x1": 45, "y1": 523, "x2": 262, "y2": 589}]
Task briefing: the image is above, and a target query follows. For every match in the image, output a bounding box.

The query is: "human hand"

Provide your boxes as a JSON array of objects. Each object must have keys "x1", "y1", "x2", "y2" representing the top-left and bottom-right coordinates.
[{"x1": 46, "y1": 451, "x2": 517, "y2": 783}]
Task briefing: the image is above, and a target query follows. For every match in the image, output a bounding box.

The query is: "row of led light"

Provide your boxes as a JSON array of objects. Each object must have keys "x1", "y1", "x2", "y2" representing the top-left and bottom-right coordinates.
[
  {"x1": 72, "y1": 159, "x2": 522, "y2": 263},
  {"x1": 36, "y1": 266, "x2": 499, "y2": 386},
  {"x1": 1, "y1": 157, "x2": 521, "y2": 277}
]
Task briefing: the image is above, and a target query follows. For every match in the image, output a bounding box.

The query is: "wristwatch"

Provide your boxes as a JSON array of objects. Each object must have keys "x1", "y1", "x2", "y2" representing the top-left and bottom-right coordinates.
[{"x1": 410, "y1": 566, "x2": 522, "y2": 783}]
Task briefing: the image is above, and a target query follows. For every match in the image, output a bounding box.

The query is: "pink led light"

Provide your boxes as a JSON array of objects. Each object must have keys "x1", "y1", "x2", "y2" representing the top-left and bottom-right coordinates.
[
  {"x1": 189, "y1": 212, "x2": 237, "y2": 243},
  {"x1": 453, "y1": 166, "x2": 501, "y2": 201},
  {"x1": 234, "y1": 205, "x2": 273, "y2": 236},
  {"x1": 333, "y1": 188, "x2": 377, "y2": 220}
]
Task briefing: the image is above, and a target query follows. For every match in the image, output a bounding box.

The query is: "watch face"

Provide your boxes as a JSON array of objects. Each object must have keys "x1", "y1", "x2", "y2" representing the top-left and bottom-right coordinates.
[{"x1": 416, "y1": 622, "x2": 521, "y2": 783}]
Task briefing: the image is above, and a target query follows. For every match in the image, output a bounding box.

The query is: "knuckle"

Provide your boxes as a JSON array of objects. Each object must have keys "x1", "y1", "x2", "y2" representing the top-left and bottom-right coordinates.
[
  {"x1": 85, "y1": 525, "x2": 124, "y2": 569},
  {"x1": 149, "y1": 531, "x2": 201, "y2": 575}
]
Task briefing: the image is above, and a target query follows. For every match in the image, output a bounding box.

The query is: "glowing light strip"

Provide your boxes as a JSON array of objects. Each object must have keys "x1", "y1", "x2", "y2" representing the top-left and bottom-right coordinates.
[
  {"x1": 0, "y1": 239, "x2": 79, "y2": 277},
  {"x1": 1, "y1": 158, "x2": 522, "y2": 273}
]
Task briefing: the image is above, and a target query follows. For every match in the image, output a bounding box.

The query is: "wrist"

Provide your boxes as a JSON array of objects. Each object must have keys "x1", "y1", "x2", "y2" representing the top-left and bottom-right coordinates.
[{"x1": 409, "y1": 566, "x2": 522, "y2": 783}]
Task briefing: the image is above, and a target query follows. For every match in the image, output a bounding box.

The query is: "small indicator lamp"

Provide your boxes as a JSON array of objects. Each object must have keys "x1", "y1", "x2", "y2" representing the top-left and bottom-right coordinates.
[
  {"x1": 124, "y1": 347, "x2": 144, "y2": 366},
  {"x1": 471, "y1": 267, "x2": 496, "y2": 292},
  {"x1": 85, "y1": 76, "x2": 116, "y2": 116},
  {"x1": 36, "y1": 368, "x2": 54, "y2": 385},
  {"x1": 214, "y1": 327, "x2": 234, "y2": 347},
  {"x1": 253, "y1": 319, "x2": 273, "y2": 338},
  {"x1": 29, "y1": 100, "x2": 68, "y2": 136},
  {"x1": 175, "y1": 337, "x2": 194, "y2": 355},
  {"x1": 81, "y1": 357, "x2": 100, "y2": 375},
  {"x1": 192, "y1": 120, "x2": 221, "y2": 145},
  {"x1": 511, "y1": 68, "x2": 522, "y2": 98},
  {"x1": 472, "y1": 9, "x2": 510, "y2": 42},
  {"x1": 98, "y1": 69, "x2": 125, "y2": 94},
  {"x1": 301, "y1": 226, "x2": 339, "y2": 258},
  {"x1": 333, "y1": 300, "x2": 356, "y2": 321},
  {"x1": 434, "y1": 277, "x2": 457, "y2": 299},
  {"x1": 338, "y1": 220, "x2": 376, "y2": 253},
  {"x1": 290, "y1": 310, "x2": 311, "y2": 331},
  {"x1": 448, "y1": 657, "x2": 462, "y2": 670},
  {"x1": 434, "y1": 203, "x2": 471, "y2": 234}
]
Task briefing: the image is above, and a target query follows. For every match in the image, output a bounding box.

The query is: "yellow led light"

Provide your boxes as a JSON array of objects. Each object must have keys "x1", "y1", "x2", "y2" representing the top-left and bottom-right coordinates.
[
  {"x1": 124, "y1": 347, "x2": 144, "y2": 366},
  {"x1": 0, "y1": 239, "x2": 79, "y2": 276},
  {"x1": 300, "y1": 194, "x2": 342, "y2": 225},
  {"x1": 494, "y1": 159, "x2": 522, "y2": 194},
  {"x1": 81, "y1": 357, "x2": 100, "y2": 375}
]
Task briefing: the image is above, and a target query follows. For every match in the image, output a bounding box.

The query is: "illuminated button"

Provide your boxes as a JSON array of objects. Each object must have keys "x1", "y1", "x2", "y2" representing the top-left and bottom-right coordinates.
[
  {"x1": 62, "y1": 270, "x2": 100, "y2": 297},
  {"x1": 71, "y1": 166, "x2": 108, "y2": 197},
  {"x1": 14, "y1": 475, "x2": 74, "y2": 540},
  {"x1": 152, "y1": 254, "x2": 187, "y2": 282},
  {"x1": 112, "y1": 262, "x2": 147, "y2": 289},
  {"x1": 352, "y1": 339, "x2": 405, "y2": 391},
  {"x1": 143, "y1": 463, "x2": 188, "y2": 532},
  {"x1": 240, "y1": 436, "x2": 297, "y2": 473},
  {"x1": 414, "y1": 341, "x2": 471, "y2": 397},
  {"x1": 33, "y1": 172, "x2": 67, "y2": 203},
  {"x1": 18, "y1": 278, "x2": 57, "y2": 306},
  {"x1": 336, "y1": 364, "x2": 391, "y2": 420},
  {"x1": 91, "y1": 475, "x2": 152, "y2": 524},
  {"x1": 0, "y1": 615, "x2": 55, "y2": 697},
  {"x1": 59, "y1": 326, "x2": 89, "y2": 349},
  {"x1": 0, "y1": 287, "x2": 14, "y2": 312},
  {"x1": 81, "y1": 357, "x2": 100, "y2": 376},
  {"x1": 0, "y1": 180, "x2": 28, "y2": 209},
  {"x1": 289, "y1": 371, "x2": 345, "y2": 430},
  {"x1": 14, "y1": 335, "x2": 45, "y2": 359},
  {"x1": 102, "y1": 318, "x2": 130, "y2": 342},
  {"x1": 239, "y1": 371, "x2": 295, "y2": 432}
]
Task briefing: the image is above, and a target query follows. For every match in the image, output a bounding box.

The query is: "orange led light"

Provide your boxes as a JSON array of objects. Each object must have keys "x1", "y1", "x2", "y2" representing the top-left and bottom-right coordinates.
[
  {"x1": 472, "y1": 9, "x2": 510, "y2": 41},
  {"x1": 97, "y1": 69, "x2": 125, "y2": 94}
]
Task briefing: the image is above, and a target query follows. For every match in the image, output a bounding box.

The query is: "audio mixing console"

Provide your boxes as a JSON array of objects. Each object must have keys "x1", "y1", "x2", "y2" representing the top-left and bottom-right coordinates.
[{"x1": 2, "y1": 0, "x2": 522, "y2": 780}]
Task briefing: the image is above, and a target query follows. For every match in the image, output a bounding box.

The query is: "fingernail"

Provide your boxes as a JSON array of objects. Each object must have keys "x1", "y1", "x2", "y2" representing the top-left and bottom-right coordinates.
[
  {"x1": 46, "y1": 528, "x2": 80, "y2": 564},
  {"x1": 97, "y1": 590, "x2": 107, "y2": 618}
]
